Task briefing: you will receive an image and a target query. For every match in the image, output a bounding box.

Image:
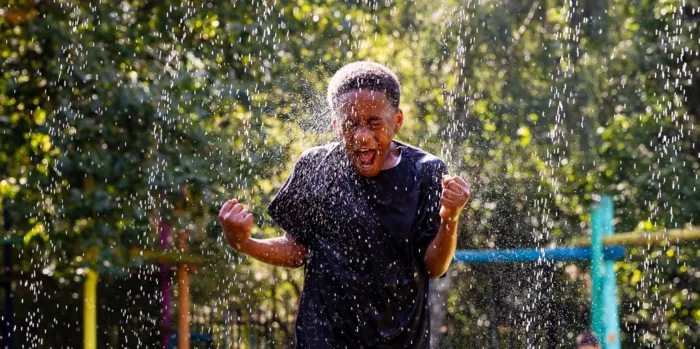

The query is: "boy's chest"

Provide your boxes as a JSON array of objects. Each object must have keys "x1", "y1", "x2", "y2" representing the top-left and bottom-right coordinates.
[{"x1": 316, "y1": 167, "x2": 421, "y2": 253}]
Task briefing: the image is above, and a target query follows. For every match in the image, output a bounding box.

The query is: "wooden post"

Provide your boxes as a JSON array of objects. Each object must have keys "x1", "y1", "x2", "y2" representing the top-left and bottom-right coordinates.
[
  {"x1": 177, "y1": 232, "x2": 190, "y2": 349},
  {"x1": 590, "y1": 195, "x2": 621, "y2": 349},
  {"x1": 83, "y1": 269, "x2": 98, "y2": 349}
]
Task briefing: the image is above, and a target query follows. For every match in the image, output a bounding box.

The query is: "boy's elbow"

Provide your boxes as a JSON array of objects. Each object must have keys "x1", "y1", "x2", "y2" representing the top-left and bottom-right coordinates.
[
  {"x1": 287, "y1": 248, "x2": 309, "y2": 268},
  {"x1": 426, "y1": 265, "x2": 449, "y2": 279},
  {"x1": 288, "y1": 258, "x2": 306, "y2": 269},
  {"x1": 424, "y1": 254, "x2": 451, "y2": 279},
  {"x1": 283, "y1": 235, "x2": 309, "y2": 268}
]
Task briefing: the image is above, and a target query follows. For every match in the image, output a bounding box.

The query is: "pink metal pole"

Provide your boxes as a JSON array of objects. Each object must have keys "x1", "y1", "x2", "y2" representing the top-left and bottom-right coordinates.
[{"x1": 160, "y1": 218, "x2": 172, "y2": 349}]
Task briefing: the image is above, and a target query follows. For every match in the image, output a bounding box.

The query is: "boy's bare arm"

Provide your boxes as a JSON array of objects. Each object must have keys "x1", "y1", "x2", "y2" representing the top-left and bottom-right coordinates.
[
  {"x1": 424, "y1": 176, "x2": 470, "y2": 278},
  {"x1": 237, "y1": 236, "x2": 308, "y2": 268},
  {"x1": 219, "y1": 199, "x2": 308, "y2": 268},
  {"x1": 424, "y1": 218, "x2": 459, "y2": 278}
]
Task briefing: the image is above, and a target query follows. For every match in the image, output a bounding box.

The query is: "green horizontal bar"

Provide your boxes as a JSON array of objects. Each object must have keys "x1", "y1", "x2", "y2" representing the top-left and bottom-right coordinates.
[{"x1": 571, "y1": 228, "x2": 700, "y2": 247}]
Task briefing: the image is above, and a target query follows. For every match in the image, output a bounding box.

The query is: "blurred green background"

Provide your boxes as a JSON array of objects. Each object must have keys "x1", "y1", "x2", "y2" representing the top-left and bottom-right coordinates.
[{"x1": 1, "y1": 0, "x2": 698, "y2": 347}]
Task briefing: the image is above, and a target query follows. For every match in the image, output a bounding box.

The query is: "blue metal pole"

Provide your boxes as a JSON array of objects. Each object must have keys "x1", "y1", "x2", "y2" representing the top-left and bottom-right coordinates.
[
  {"x1": 590, "y1": 195, "x2": 621, "y2": 349},
  {"x1": 452, "y1": 246, "x2": 624, "y2": 264},
  {"x1": 591, "y1": 197, "x2": 605, "y2": 343}
]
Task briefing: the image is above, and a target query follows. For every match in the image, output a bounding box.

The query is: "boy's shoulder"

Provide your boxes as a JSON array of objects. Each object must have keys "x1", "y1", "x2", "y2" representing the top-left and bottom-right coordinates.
[
  {"x1": 290, "y1": 143, "x2": 345, "y2": 175},
  {"x1": 300, "y1": 142, "x2": 339, "y2": 158},
  {"x1": 395, "y1": 141, "x2": 446, "y2": 173},
  {"x1": 296, "y1": 142, "x2": 341, "y2": 166}
]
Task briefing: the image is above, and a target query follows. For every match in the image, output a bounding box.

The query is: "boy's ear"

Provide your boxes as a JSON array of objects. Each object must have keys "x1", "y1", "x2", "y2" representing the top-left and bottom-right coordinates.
[{"x1": 393, "y1": 108, "x2": 404, "y2": 132}]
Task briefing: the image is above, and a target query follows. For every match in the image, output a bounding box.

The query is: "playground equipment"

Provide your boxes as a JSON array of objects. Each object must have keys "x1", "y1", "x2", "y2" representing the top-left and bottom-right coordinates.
[
  {"x1": 3, "y1": 195, "x2": 699, "y2": 348},
  {"x1": 77, "y1": 236, "x2": 206, "y2": 349},
  {"x1": 452, "y1": 195, "x2": 700, "y2": 348},
  {"x1": 83, "y1": 270, "x2": 98, "y2": 349},
  {"x1": 451, "y1": 196, "x2": 622, "y2": 347},
  {"x1": 590, "y1": 196, "x2": 620, "y2": 349}
]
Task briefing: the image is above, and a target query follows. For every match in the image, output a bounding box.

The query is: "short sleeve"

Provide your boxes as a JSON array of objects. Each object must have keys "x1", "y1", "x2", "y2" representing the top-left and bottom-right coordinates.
[
  {"x1": 266, "y1": 151, "x2": 319, "y2": 248},
  {"x1": 414, "y1": 159, "x2": 448, "y2": 269}
]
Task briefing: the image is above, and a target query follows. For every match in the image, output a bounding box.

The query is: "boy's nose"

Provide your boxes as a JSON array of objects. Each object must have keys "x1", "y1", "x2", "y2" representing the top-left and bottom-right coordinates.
[{"x1": 353, "y1": 127, "x2": 372, "y2": 143}]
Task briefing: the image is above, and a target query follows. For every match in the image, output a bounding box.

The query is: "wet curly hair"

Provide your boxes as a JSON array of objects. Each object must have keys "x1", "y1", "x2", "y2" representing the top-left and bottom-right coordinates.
[{"x1": 327, "y1": 61, "x2": 401, "y2": 114}]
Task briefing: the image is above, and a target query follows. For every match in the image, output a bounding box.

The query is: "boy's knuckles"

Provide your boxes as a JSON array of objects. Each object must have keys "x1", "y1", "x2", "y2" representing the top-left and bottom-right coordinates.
[
  {"x1": 444, "y1": 188, "x2": 465, "y2": 199},
  {"x1": 440, "y1": 198, "x2": 454, "y2": 206},
  {"x1": 447, "y1": 182, "x2": 463, "y2": 191},
  {"x1": 442, "y1": 191, "x2": 457, "y2": 200}
]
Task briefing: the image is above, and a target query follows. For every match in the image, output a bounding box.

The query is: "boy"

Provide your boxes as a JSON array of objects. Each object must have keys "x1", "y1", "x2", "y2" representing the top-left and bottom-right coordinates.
[{"x1": 219, "y1": 62, "x2": 470, "y2": 348}]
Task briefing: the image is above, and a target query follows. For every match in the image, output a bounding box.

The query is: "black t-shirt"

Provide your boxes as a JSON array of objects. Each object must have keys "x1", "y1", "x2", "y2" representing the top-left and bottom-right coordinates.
[{"x1": 266, "y1": 141, "x2": 447, "y2": 349}]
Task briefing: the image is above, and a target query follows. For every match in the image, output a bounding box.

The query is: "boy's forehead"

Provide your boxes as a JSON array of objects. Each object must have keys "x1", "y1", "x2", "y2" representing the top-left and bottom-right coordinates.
[
  {"x1": 340, "y1": 89, "x2": 385, "y2": 100},
  {"x1": 337, "y1": 89, "x2": 391, "y2": 112}
]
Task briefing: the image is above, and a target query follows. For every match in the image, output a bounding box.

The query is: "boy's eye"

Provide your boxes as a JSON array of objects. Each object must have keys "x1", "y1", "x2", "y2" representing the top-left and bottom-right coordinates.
[{"x1": 343, "y1": 120, "x2": 358, "y2": 129}]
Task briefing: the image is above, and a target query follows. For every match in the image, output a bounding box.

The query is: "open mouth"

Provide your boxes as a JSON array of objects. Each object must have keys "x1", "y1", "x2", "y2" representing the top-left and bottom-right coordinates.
[{"x1": 356, "y1": 149, "x2": 377, "y2": 168}]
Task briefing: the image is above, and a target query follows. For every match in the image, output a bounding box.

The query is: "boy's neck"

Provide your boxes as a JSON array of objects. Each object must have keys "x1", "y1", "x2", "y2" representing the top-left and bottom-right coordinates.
[{"x1": 381, "y1": 142, "x2": 402, "y2": 170}]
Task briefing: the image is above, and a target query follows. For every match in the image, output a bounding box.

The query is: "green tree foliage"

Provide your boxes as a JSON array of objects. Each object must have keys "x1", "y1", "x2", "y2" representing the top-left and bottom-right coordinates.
[
  {"x1": 1, "y1": 0, "x2": 394, "y2": 345},
  {"x1": 1, "y1": 0, "x2": 698, "y2": 347}
]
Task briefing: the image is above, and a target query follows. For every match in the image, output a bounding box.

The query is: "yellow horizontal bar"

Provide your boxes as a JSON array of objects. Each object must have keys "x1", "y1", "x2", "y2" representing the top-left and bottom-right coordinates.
[{"x1": 570, "y1": 228, "x2": 700, "y2": 247}]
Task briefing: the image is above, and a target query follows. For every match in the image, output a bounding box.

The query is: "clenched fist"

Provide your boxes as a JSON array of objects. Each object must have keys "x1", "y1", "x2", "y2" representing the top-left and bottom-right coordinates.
[
  {"x1": 439, "y1": 175, "x2": 471, "y2": 220},
  {"x1": 219, "y1": 199, "x2": 254, "y2": 250}
]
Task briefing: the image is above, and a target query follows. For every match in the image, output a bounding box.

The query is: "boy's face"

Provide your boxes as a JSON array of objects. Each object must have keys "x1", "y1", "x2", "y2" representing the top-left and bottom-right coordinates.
[{"x1": 334, "y1": 89, "x2": 403, "y2": 177}]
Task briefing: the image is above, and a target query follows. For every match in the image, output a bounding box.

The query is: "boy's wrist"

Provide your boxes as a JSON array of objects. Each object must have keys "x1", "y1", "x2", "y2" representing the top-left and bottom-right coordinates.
[
  {"x1": 233, "y1": 237, "x2": 254, "y2": 254},
  {"x1": 442, "y1": 213, "x2": 461, "y2": 223},
  {"x1": 440, "y1": 216, "x2": 460, "y2": 233}
]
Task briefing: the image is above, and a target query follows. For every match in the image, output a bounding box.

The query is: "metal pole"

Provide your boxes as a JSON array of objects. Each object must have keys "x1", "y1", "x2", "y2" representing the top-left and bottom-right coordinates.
[
  {"x1": 83, "y1": 269, "x2": 98, "y2": 349},
  {"x1": 590, "y1": 195, "x2": 621, "y2": 349},
  {"x1": 160, "y1": 219, "x2": 172, "y2": 349},
  {"x1": 452, "y1": 246, "x2": 624, "y2": 263},
  {"x1": 570, "y1": 227, "x2": 700, "y2": 247},
  {"x1": 177, "y1": 232, "x2": 190, "y2": 349}
]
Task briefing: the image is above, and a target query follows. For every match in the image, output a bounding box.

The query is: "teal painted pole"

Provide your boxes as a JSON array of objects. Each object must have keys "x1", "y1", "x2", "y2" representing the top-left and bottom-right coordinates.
[{"x1": 590, "y1": 195, "x2": 621, "y2": 348}]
